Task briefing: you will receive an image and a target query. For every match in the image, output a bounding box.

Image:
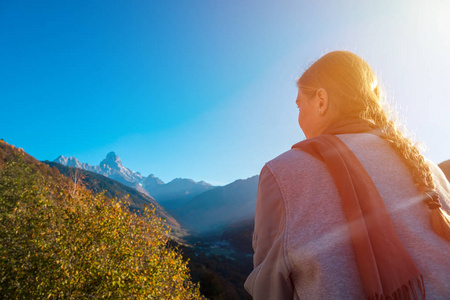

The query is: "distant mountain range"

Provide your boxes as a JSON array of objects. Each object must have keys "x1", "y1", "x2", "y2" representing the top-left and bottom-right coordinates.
[
  {"x1": 54, "y1": 153, "x2": 214, "y2": 203},
  {"x1": 174, "y1": 176, "x2": 259, "y2": 233},
  {"x1": 53, "y1": 152, "x2": 256, "y2": 234},
  {"x1": 146, "y1": 178, "x2": 214, "y2": 210},
  {"x1": 54, "y1": 153, "x2": 146, "y2": 193}
]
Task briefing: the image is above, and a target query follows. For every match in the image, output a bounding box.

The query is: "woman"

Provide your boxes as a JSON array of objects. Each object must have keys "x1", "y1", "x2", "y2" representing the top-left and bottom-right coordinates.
[{"x1": 244, "y1": 51, "x2": 450, "y2": 299}]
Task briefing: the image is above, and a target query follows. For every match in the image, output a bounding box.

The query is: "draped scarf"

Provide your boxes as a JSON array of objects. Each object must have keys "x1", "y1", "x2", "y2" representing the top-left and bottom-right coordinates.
[{"x1": 292, "y1": 119, "x2": 425, "y2": 300}]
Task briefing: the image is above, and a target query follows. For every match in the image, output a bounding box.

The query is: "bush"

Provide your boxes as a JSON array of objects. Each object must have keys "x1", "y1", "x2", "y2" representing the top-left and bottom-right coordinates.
[{"x1": 0, "y1": 156, "x2": 203, "y2": 299}]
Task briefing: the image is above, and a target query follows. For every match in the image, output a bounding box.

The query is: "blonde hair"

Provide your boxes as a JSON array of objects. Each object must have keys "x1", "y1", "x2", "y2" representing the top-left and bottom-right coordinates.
[{"x1": 298, "y1": 50, "x2": 450, "y2": 242}]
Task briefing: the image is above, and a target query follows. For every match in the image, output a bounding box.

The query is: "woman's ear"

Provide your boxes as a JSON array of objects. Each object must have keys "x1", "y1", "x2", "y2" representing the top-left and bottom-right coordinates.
[{"x1": 315, "y1": 88, "x2": 329, "y2": 115}]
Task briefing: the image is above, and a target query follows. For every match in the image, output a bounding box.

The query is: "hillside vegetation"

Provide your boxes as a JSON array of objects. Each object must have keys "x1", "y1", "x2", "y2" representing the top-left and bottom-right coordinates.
[
  {"x1": 44, "y1": 161, "x2": 187, "y2": 239},
  {"x1": 0, "y1": 140, "x2": 203, "y2": 299}
]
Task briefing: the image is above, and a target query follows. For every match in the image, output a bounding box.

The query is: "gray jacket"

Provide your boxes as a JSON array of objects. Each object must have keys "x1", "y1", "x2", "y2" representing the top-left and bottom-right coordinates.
[{"x1": 245, "y1": 133, "x2": 450, "y2": 299}]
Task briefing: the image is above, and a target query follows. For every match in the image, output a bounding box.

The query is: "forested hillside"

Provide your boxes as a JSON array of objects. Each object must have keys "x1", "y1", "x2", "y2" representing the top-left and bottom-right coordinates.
[
  {"x1": 44, "y1": 161, "x2": 187, "y2": 239},
  {"x1": 0, "y1": 140, "x2": 203, "y2": 299}
]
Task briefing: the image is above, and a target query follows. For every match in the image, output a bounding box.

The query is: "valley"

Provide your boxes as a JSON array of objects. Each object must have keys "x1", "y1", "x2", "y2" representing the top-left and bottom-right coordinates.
[{"x1": 51, "y1": 151, "x2": 258, "y2": 299}]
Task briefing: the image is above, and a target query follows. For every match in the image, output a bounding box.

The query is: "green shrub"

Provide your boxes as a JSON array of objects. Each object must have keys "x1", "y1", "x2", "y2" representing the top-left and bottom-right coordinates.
[{"x1": 0, "y1": 156, "x2": 203, "y2": 299}]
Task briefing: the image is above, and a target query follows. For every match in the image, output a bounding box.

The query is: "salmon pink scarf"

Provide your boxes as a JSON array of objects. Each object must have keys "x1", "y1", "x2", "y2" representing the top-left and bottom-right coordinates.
[{"x1": 292, "y1": 119, "x2": 425, "y2": 300}]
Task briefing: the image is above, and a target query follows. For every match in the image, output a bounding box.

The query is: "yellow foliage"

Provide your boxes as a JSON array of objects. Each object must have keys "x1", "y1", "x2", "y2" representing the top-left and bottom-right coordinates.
[{"x1": 0, "y1": 157, "x2": 204, "y2": 299}]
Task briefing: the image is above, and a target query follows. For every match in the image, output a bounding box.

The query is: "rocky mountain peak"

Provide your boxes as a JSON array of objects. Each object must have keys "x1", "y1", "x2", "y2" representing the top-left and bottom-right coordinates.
[
  {"x1": 54, "y1": 155, "x2": 68, "y2": 164},
  {"x1": 197, "y1": 180, "x2": 213, "y2": 187},
  {"x1": 143, "y1": 174, "x2": 165, "y2": 190},
  {"x1": 54, "y1": 155, "x2": 86, "y2": 169},
  {"x1": 100, "y1": 151, "x2": 123, "y2": 170},
  {"x1": 106, "y1": 151, "x2": 119, "y2": 161}
]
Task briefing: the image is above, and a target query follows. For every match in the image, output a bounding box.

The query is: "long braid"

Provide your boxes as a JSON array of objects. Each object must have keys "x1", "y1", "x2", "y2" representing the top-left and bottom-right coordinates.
[
  {"x1": 361, "y1": 105, "x2": 435, "y2": 192},
  {"x1": 362, "y1": 96, "x2": 450, "y2": 242}
]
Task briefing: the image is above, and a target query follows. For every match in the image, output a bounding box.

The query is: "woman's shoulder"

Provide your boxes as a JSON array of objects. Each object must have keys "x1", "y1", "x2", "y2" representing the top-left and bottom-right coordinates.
[
  {"x1": 265, "y1": 133, "x2": 399, "y2": 187},
  {"x1": 267, "y1": 133, "x2": 384, "y2": 169},
  {"x1": 264, "y1": 147, "x2": 330, "y2": 185},
  {"x1": 266, "y1": 147, "x2": 319, "y2": 171}
]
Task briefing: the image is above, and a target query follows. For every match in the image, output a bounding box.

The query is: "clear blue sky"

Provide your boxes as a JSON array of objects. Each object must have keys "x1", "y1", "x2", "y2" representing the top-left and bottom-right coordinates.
[{"x1": 1, "y1": 0, "x2": 449, "y2": 185}]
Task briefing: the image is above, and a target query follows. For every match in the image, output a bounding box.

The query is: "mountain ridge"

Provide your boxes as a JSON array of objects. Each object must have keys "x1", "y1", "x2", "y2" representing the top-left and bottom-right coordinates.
[
  {"x1": 54, "y1": 153, "x2": 214, "y2": 201},
  {"x1": 174, "y1": 175, "x2": 259, "y2": 233},
  {"x1": 43, "y1": 161, "x2": 187, "y2": 239}
]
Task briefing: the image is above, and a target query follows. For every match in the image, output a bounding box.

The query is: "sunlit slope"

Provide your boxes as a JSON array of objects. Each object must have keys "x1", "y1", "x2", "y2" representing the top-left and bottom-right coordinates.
[{"x1": 44, "y1": 161, "x2": 187, "y2": 239}]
